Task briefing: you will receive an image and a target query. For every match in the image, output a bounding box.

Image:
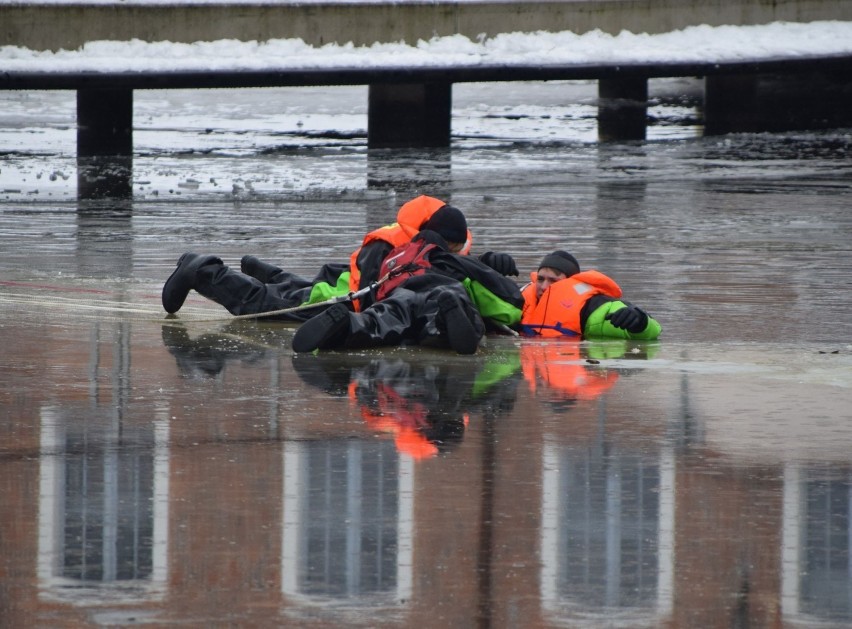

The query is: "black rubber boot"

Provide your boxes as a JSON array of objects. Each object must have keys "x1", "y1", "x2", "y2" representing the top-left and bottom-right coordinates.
[
  {"x1": 240, "y1": 255, "x2": 286, "y2": 283},
  {"x1": 162, "y1": 253, "x2": 222, "y2": 314},
  {"x1": 437, "y1": 292, "x2": 480, "y2": 355},
  {"x1": 292, "y1": 303, "x2": 352, "y2": 353}
]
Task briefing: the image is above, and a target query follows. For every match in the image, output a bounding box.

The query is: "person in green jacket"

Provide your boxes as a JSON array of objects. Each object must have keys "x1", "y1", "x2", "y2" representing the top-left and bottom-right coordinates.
[{"x1": 519, "y1": 250, "x2": 662, "y2": 340}]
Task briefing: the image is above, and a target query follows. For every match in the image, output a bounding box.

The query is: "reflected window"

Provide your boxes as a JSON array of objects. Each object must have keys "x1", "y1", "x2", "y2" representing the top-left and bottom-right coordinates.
[
  {"x1": 542, "y1": 441, "x2": 674, "y2": 623},
  {"x1": 561, "y1": 452, "x2": 659, "y2": 606},
  {"x1": 282, "y1": 440, "x2": 413, "y2": 607},
  {"x1": 782, "y1": 464, "x2": 852, "y2": 622},
  {"x1": 62, "y1": 432, "x2": 154, "y2": 581},
  {"x1": 38, "y1": 406, "x2": 169, "y2": 601}
]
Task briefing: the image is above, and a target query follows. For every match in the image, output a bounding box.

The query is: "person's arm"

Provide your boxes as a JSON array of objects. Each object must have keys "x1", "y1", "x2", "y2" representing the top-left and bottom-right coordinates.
[
  {"x1": 582, "y1": 297, "x2": 662, "y2": 340},
  {"x1": 432, "y1": 252, "x2": 524, "y2": 326},
  {"x1": 355, "y1": 240, "x2": 393, "y2": 309}
]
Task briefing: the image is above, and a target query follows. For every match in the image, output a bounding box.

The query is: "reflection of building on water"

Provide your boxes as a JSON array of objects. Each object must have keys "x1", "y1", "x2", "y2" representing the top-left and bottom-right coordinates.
[
  {"x1": 37, "y1": 405, "x2": 169, "y2": 602},
  {"x1": 282, "y1": 441, "x2": 413, "y2": 608},
  {"x1": 540, "y1": 438, "x2": 675, "y2": 625},
  {"x1": 18, "y1": 315, "x2": 852, "y2": 624},
  {"x1": 36, "y1": 320, "x2": 169, "y2": 603},
  {"x1": 782, "y1": 463, "x2": 852, "y2": 623}
]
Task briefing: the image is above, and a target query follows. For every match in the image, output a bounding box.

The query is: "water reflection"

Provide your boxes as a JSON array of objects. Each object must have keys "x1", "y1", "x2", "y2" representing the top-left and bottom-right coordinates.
[
  {"x1": 366, "y1": 148, "x2": 453, "y2": 198},
  {"x1": 282, "y1": 439, "x2": 408, "y2": 606},
  {"x1": 541, "y1": 435, "x2": 673, "y2": 624},
  {"x1": 292, "y1": 350, "x2": 522, "y2": 459},
  {"x1": 38, "y1": 408, "x2": 169, "y2": 600},
  {"x1": 160, "y1": 319, "x2": 285, "y2": 380},
  {"x1": 784, "y1": 464, "x2": 852, "y2": 623},
  {"x1": 76, "y1": 199, "x2": 134, "y2": 279},
  {"x1": 77, "y1": 156, "x2": 133, "y2": 200},
  {"x1": 2, "y1": 314, "x2": 849, "y2": 625},
  {"x1": 37, "y1": 320, "x2": 169, "y2": 604}
]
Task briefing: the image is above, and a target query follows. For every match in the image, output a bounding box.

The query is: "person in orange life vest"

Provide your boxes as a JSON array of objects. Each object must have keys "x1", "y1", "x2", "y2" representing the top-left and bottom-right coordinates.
[
  {"x1": 347, "y1": 195, "x2": 474, "y2": 311},
  {"x1": 292, "y1": 226, "x2": 525, "y2": 355},
  {"x1": 519, "y1": 250, "x2": 662, "y2": 340},
  {"x1": 160, "y1": 195, "x2": 474, "y2": 321}
]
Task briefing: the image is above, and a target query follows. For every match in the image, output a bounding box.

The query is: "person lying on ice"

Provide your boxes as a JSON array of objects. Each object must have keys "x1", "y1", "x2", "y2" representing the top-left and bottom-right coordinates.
[
  {"x1": 518, "y1": 250, "x2": 662, "y2": 340},
  {"x1": 291, "y1": 229, "x2": 524, "y2": 355},
  {"x1": 160, "y1": 195, "x2": 474, "y2": 320}
]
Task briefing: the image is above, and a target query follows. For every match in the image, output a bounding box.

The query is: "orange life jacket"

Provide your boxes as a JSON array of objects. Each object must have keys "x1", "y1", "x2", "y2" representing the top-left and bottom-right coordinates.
[
  {"x1": 520, "y1": 270, "x2": 622, "y2": 337},
  {"x1": 347, "y1": 195, "x2": 473, "y2": 304}
]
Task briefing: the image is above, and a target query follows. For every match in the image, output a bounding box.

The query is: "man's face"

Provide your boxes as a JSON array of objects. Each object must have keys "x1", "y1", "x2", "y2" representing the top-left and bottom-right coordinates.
[
  {"x1": 536, "y1": 266, "x2": 567, "y2": 299},
  {"x1": 447, "y1": 241, "x2": 465, "y2": 254}
]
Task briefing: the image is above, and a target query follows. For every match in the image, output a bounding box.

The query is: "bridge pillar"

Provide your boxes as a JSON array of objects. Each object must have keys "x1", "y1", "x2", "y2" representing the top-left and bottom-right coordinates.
[
  {"x1": 77, "y1": 89, "x2": 133, "y2": 198},
  {"x1": 368, "y1": 83, "x2": 452, "y2": 148},
  {"x1": 704, "y1": 72, "x2": 852, "y2": 135},
  {"x1": 597, "y1": 77, "x2": 647, "y2": 142},
  {"x1": 703, "y1": 75, "x2": 763, "y2": 135},
  {"x1": 77, "y1": 88, "x2": 133, "y2": 157}
]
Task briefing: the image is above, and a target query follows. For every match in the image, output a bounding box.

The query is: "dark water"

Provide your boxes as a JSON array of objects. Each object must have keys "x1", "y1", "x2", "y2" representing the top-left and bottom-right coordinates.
[{"x1": 1, "y1": 83, "x2": 852, "y2": 627}]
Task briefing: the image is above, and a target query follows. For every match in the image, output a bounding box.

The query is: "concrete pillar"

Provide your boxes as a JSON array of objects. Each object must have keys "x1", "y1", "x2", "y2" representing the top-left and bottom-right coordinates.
[
  {"x1": 705, "y1": 72, "x2": 852, "y2": 135},
  {"x1": 77, "y1": 88, "x2": 133, "y2": 157},
  {"x1": 598, "y1": 77, "x2": 647, "y2": 142},
  {"x1": 368, "y1": 83, "x2": 452, "y2": 148},
  {"x1": 703, "y1": 75, "x2": 759, "y2": 135}
]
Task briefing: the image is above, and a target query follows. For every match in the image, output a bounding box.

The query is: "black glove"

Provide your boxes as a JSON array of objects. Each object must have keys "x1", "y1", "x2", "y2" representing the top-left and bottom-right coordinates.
[
  {"x1": 605, "y1": 305, "x2": 649, "y2": 333},
  {"x1": 479, "y1": 251, "x2": 519, "y2": 276}
]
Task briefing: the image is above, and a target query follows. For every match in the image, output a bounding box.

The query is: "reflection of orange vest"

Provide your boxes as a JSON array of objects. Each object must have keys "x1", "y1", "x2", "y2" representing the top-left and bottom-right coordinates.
[
  {"x1": 348, "y1": 379, "x2": 470, "y2": 460},
  {"x1": 349, "y1": 380, "x2": 455, "y2": 460},
  {"x1": 520, "y1": 270, "x2": 622, "y2": 337},
  {"x1": 348, "y1": 196, "x2": 473, "y2": 300},
  {"x1": 521, "y1": 342, "x2": 618, "y2": 400}
]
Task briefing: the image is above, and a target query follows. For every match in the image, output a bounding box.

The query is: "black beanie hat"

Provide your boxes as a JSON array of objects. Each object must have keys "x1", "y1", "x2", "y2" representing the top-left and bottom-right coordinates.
[
  {"x1": 420, "y1": 205, "x2": 467, "y2": 244},
  {"x1": 538, "y1": 250, "x2": 580, "y2": 277}
]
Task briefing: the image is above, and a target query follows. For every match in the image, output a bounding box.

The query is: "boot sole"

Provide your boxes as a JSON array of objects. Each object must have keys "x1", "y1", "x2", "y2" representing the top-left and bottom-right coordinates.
[
  {"x1": 292, "y1": 303, "x2": 351, "y2": 353},
  {"x1": 438, "y1": 293, "x2": 479, "y2": 355}
]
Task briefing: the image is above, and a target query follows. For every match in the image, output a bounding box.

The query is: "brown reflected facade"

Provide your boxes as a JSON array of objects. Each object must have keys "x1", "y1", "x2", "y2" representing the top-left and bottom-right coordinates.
[{"x1": 2, "y1": 317, "x2": 851, "y2": 627}]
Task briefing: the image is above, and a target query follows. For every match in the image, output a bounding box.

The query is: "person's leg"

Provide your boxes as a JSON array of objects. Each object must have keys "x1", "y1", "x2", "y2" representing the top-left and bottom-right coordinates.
[
  {"x1": 348, "y1": 281, "x2": 485, "y2": 354},
  {"x1": 419, "y1": 282, "x2": 484, "y2": 354},
  {"x1": 240, "y1": 255, "x2": 288, "y2": 283},
  {"x1": 241, "y1": 257, "x2": 349, "y2": 290},
  {"x1": 194, "y1": 260, "x2": 309, "y2": 316},
  {"x1": 345, "y1": 288, "x2": 420, "y2": 348},
  {"x1": 162, "y1": 252, "x2": 314, "y2": 317},
  {"x1": 291, "y1": 280, "x2": 486, "y2": 354},
  {"x1": 291, "y1": 303, "x2": 353, "y2": 352},
  {"x1": 292, "y1": 288, "x2": 420, "y2": 353}
]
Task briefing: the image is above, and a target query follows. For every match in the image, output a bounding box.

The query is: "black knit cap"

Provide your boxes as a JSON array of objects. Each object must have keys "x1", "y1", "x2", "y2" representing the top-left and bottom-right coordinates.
[
  {"x1": 420, "y1": 205, "x2": 467, "y2": 244},
  {"x1": 538, "y1": 250, "x2": 580, "y2": 277}
]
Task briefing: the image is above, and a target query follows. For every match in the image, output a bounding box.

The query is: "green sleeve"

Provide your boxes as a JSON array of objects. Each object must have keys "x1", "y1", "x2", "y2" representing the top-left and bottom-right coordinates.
[
  {"x1": 462, "y1": 278, "x2": 523, "y2": 326},
  {"x1": 305, "y1": 271, "x2": 351, "y2": 305},
  {"x1": 583, "y1": 299, "x2": 662, "y2": 340}
]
